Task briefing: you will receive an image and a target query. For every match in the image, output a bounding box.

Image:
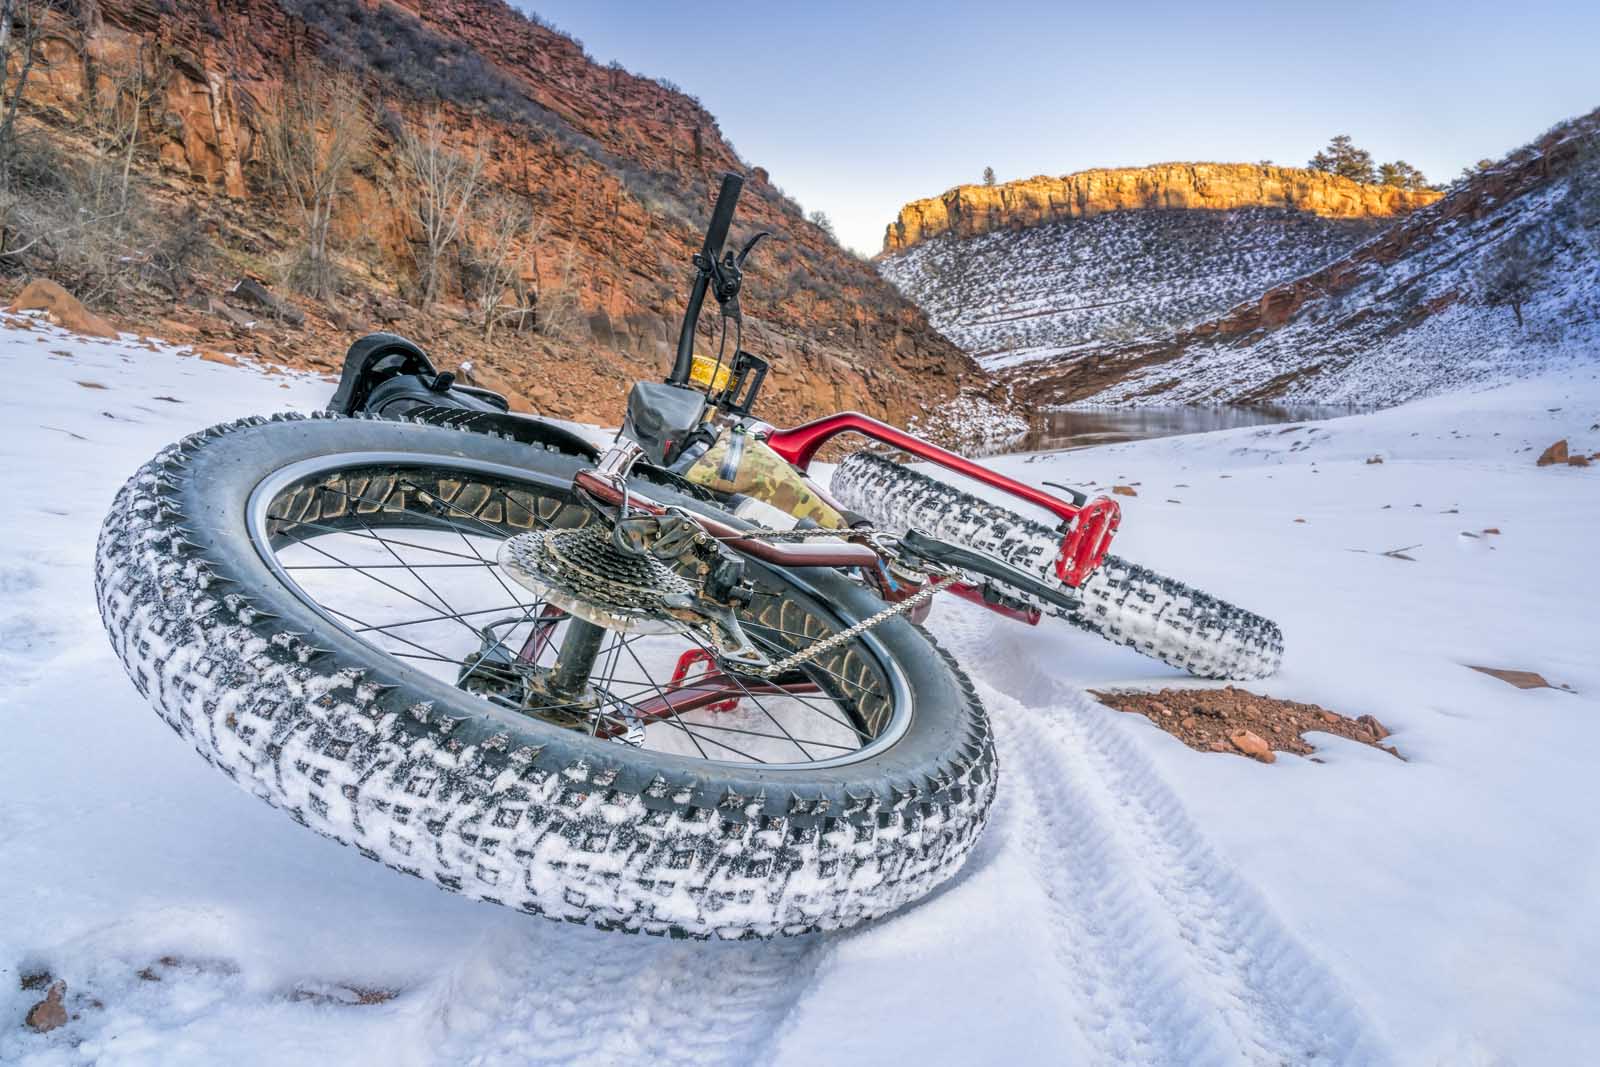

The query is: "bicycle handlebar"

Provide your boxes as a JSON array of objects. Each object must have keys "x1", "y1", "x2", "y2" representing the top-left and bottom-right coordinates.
[
  {"x1": 702, "y1": 172, "x2": 743, "y2": 259},
  {"x1": 669, "y1": 171, "x2": 744, "y2": 386}
]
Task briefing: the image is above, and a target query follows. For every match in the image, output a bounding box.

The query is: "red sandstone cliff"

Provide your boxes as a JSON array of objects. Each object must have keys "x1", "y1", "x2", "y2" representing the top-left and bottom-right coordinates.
[{"x1": 11, "y1": 0, "x2": 978, "y2": 427}]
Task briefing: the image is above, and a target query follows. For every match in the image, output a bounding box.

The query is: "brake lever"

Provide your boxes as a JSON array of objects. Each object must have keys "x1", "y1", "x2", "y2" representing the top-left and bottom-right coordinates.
[{"x1": 736, "y1": 231, "x2": 773, "y2": 269}]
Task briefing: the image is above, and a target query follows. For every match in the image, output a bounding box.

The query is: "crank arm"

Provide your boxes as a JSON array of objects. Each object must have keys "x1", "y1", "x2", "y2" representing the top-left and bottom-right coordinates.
[{"x1": 898, "y1": 529, "x2": 1080, "y2": 614}]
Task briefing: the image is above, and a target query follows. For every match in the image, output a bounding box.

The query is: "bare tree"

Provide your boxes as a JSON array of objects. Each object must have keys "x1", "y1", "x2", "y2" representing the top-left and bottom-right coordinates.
[
  {"x1": 397, "y1": 110, "x2": 485, "y2": 307},
  {"x1": 466, "y1": 192, "x2": 580, "y2": 342},
  {"x1": 467, "y1": 192, "x2": 537, "y2": 341},
  {"x1": 261, "y1": 67, "x2": 373, "y2": 301},
  {"x1": 81, "y1": 41, "x2": 167, "y2": 225},
  {"x1": 1479, "y1": 228, "x2": 1544, "y2": 328},
  {"x1": 537, "y1": 242, "x2": 580, "y2": 340},
  {"x1": 0, "y1": 0, "x2": 56, "y2": 179}
]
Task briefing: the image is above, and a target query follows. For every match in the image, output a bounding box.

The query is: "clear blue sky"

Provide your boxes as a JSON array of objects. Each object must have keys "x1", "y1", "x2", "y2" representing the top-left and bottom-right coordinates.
[{"x1": 518, "y1": 0, "x2": 1599, "y2": 254}]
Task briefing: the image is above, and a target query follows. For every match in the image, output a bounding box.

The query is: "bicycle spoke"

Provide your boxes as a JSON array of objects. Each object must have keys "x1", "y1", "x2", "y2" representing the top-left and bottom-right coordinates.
[
  {"x1": 264, "y1": 463, "x2": 899, "y2": 767},
  {"x1": 676, "y1": 630, "x2": 816, "y2": 760}
]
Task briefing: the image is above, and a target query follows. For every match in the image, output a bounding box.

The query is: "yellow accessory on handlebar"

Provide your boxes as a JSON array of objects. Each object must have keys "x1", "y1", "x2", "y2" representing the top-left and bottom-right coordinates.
[{"x1": 688, "y1": 352, "x2": 733, "y2": 393}]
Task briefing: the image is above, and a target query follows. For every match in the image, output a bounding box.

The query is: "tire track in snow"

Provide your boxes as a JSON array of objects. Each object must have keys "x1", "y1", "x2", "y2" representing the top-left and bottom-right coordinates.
[
  {"x1": 986, "y1": 678, "x2": 1245, "y2": 1064},
  {"x1": 948, "y1": 615, "x2": 1389, "y2": 1065},
  {"x1": 427, "y1": 922, "x2": 824, "y2": 1066}
]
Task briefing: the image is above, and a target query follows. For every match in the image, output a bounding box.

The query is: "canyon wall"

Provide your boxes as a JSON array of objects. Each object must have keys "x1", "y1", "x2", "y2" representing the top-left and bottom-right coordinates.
[
  {"x1": 15, "y1": 0, "x2": 979, "y2": 428},
  {"x1": 883, "y1": 164, "x2": 1442, "y2": 253}
]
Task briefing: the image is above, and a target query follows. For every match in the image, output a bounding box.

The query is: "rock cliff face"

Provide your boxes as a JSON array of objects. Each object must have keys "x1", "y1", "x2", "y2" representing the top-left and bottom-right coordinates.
[
  {"x1": 15, "y1": 0, "x2": 977, "y2": 428},
  {"x1": 1008, "y1": 110, "x2": 1600, "y2": 408},
  {"x1": 883, "y1": 164, "x2": 1442, "y2": 254}
]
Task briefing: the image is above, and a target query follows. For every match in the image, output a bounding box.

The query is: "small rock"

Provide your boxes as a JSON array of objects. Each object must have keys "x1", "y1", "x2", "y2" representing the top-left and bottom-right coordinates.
[
  {"x1": 1365, "y1": 455, "x2": 1384, "y2": 464},
  {"x1": 1569, "y1": 455, "x2": 1591, "y2": 467},
  {"x1": 1357, "y1": 714, "x2": 1390, "y2": 740},
  {"x1": 1320, "y1": 711, "x2": 1340, "y2": 724},
  {"x1": 1535, "y1": 440, "x2": 1569, "y2": 466},
  {"x1": 1180, "y1": 716, "x2": 1197, "y2": 730},
  {"x1": 1149, "y1": 701, "x2": 1171, "y2": 717},
  {"x1": 1293, "y1": 517, "x2": 1307, "y2": 524},
  {"x1": 1482, "y1": 527, "x2": 1500, "y2": 535},
  {"x1": 1111, "y1": 485, "x2": 1137, "y2": 497},
  {"x1": 456, "y1": 361, "x2": 533, "y2": 414},
  {"x1": 212, "y1": 299, "x2": 258, "y2": 330},
  {"x1": 199, "y1": 349, "x2": 240, "y2": 368},
  {"x1": 25, "y1": 980, "x2": 68, "y2": 1033},
  {"x1": 369, "y1": 298, "x2": 405, "y2": 325},
  {"x1": 1229, "y1": 729, "x2": 1276, "y2": 763},
  {"x1": 7, "y1": 278, "x2": 119, "y2": 339},
  {"x1": 327, "y1": 306, "x2": 364, "y2": 333},
  {"x1": 227, "y1": 278, "x2": 305, "y2": 327}
]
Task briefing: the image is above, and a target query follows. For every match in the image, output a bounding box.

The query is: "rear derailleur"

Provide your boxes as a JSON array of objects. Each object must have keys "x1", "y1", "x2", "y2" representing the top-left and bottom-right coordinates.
[{"x1": 453, "y1": 454, "x2": 772, "y2": 739}]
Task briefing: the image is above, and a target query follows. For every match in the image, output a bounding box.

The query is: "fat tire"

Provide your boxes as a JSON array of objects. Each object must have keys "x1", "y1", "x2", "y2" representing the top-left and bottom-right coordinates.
[
  {"x1": 94, "y1": 414, "x2": 996, "y2": 939},
  {"x1": 832, "y1": 451, "x2": 1284, "y2": 680}
]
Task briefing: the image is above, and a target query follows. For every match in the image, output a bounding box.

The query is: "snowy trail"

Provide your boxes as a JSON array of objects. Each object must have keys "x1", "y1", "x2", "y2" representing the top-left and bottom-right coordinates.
[
  {"x1": 957, "y1": 620, "x2": 1386, "y2": 1065},
  {"x1": 427, "y1": 924, "x2": 823, "y2": 1067},
  {"x1": 6, "y1": 322, "x2": 1599, "y2": 1064}
]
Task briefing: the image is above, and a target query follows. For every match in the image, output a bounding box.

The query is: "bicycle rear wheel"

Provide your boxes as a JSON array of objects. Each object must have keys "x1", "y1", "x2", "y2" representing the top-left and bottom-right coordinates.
[{"x1": 96, "y1": 414, "x2": 996, "y2": 938}]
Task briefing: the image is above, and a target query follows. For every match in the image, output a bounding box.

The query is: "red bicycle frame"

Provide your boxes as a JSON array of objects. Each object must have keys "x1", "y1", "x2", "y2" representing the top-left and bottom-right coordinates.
[{"x1": 761, "y1": 412, "x2": 1119, "y2": 586}]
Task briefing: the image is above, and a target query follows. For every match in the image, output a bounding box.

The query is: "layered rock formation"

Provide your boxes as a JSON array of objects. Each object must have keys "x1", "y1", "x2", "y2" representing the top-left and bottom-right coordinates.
[
  {"x1": 14, "y1": 0, "x2": 977, "y2": 428},
  {"x1": 883, "y1": 164, "x2": 1442, "y2": 253}
]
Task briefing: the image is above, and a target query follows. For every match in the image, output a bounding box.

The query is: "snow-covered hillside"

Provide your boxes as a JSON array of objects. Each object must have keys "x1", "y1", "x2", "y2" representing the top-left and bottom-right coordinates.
[
  {"x1": 5, "y1": 318, "x2": 1599, "y2": 1064},
  {"x1": 1017, "y1": 111, "x2": 1600, "y2": 408},
  {"x1": 878, "y1": 208, "x2": 1382, "y2": 370}
]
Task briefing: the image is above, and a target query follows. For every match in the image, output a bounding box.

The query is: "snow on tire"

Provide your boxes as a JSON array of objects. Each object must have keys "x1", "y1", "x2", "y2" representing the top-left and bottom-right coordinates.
[
  {"x1": 832, "y1": 451, "x2": 1284, "y2": 680},
  {"x1": 94, "y1": 414, "x2": 996, "y2": 939}
]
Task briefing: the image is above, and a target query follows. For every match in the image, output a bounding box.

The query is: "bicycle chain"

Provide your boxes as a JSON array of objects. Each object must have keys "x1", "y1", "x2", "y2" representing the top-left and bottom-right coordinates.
[
  {"x1": 751, "y1": 573, "x2": 958, "y2": 679},
  {"x1": 616, "y1": 510, "x2": 951, "y2": 678}
]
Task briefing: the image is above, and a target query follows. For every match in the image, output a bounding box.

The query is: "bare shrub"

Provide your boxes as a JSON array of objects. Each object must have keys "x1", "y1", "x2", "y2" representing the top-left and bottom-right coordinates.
[
  {"x1": 143, "y1": 206, "x2": 214, "y2": 296},
  {"x1": 463, "y1": 193, "x2": 580, "y2": 342},
  {"x1": 464, "y1": 192, "x2": 536, "y2": 342},
  {"x1": 261, "y1": 66, "x2": 373, "y2": 301},
  {"x1": 536, "y1": 243, "x2": 581, "y2": 341},
  {"x1": 397, "y1": 110, "x2": 484, "y2": 307}
]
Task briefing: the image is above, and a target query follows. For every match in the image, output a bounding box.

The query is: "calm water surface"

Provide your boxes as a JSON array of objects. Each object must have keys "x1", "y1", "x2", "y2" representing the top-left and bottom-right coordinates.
[{"x1": 1007, "y1": 404, "x2": 1367, "y2": 454}]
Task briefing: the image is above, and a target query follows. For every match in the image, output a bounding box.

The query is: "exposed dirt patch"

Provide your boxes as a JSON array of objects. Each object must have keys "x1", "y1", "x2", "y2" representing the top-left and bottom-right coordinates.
[
  {"x1": 1092, "y1": 686, "x2": 1404, "y2": 762},
  {"x1": 287, "y1": 981, "x2": 399, "y2": 1007},
  {"x1": 23, "y1": 980, "x2": 68, "y2": 1033}
]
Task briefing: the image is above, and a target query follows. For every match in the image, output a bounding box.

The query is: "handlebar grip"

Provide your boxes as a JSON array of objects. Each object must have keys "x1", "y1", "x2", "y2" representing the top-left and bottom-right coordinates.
[{"x1": 701, "y1": 172, "x2": 744, "y2": 258}]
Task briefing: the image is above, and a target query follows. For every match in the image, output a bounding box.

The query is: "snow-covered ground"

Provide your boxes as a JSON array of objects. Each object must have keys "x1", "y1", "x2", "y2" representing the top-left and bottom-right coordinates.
[
  {"x1": 878, "y1": 208, "x2": 1378, "y2": 370},
  {"x1": 4, "y1": 318, "x2": 1598, "y2": 1065}
]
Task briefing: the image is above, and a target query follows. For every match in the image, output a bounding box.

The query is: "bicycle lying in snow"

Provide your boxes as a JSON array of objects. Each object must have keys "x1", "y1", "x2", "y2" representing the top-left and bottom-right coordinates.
[{"x1": 96, "y1": 173, "x2": 1282, "y2": 939}]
